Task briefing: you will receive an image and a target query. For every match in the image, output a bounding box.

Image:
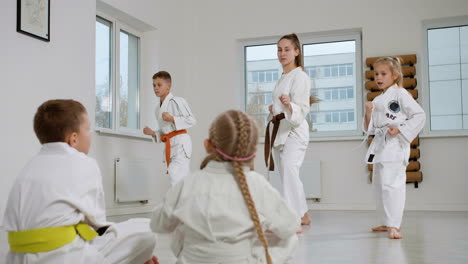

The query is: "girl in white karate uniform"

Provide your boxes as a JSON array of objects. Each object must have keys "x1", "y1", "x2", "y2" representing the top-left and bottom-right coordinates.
[
  {"x1": 265, "y1": 33, "x2": 315, "y2": 228},
  {"x1": 364, "y1": 57, "x2": 425, "y2": 239},
  {"x1": 151, "y1": 110, "x2": 300, "y2": 264}
]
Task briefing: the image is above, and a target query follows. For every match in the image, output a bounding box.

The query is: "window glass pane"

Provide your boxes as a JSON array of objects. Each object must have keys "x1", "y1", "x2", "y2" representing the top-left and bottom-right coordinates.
[
  {"x1": 245, "y1": 44, "x2": 279, "y2": 132},
  {"x1": 462, "y1": 64, "x2": 468, "y2": 79},
  {"x1": 273, "y1": 71, "x2": 279, "y2": 81},
  {"x1": 429, "y1": 64, "x2": 460, "y2": 81},
  {"x1": 347, "y1": 87, "x2": 354, "y2": 99},
  {"x1": 325, "y1": 90, "x2": 331, "y2": 100},
  {"x1": 428, "y1": 25, "x2": 468, "y2": 131},
  {"x1": 303, "y1": 40, "x2": 357, "y2": 132},
  {"x1": 332, "y1": 112, "x2": 339, "y2": 122},
  {"x1": 331, "y1": 65, "x2": 338, "y2": 77},
  {"x1": 252, "y1": 72, "x2": 258, "y2": 82},
  {"x1": 95, "y1": 18, "x2": 112, "y2": 129},
  {"x1": 463, "y1": 79, "x2": 468, "y2": 115},
  {"x1": 347, "y1": 64, "x2": 353, "y2": 75},
  {"x1": 430, "y1": 80, "x2": 462, "y2": 130},
  {"x1": 461, "y1": 26, "x2": 468, "y2": 63},
  {"x1": 266, "y1": 71, "x2": 272, "y2": 82},
  {"x1": 119, "y1": 30, "x2": 140, "y2": 129},
  {"x1": 339, "y1": 65, "x2": 346, "y2": 76},
  {"x1": 348, "y1": 111, "x2": 354, "y2": 122},
  {"x1": 332, "y1": 89, "x2": 339, "y2": 100},
  {"x1": 340, "y1": 112, "x2": 347, "y2": 122},
  {"x1": 428, "y1": 27, "x2": 460, "y2": 65},
  {"x1": 339, "y1": 88, "x2": 346, "y2": 99},
  {"x1": 324, "y1": 67, "x2": 331, "y2": 77},
  {"x1": 266, "y1": 93, "x2": 272, "y2": 104},
  {"x1": 259, "y1": 72, "x2": 265, "y2": 82}
]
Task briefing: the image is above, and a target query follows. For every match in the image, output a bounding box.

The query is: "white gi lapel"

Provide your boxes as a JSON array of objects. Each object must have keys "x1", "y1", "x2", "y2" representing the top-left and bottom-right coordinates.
[{"x1": 159, "y1": 93, "x2": 174, "y2": 119}]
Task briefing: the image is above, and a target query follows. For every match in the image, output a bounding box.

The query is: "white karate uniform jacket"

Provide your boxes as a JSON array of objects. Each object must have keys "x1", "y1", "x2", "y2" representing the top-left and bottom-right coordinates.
[
  {"x1": 365, "y1": 84, "x2": 426, "y2": 165},
  {"x1": 270, "y1": 67, "x2": 311, "y2": 147},
  {"x1": 268, "y1": 67, "x2": 310, "y2": 217},
  {"x1": 153, "y1": 93, "x2": 196, "y2": 158},
  {"x1": 150, "y1": 161, "x2": 300, "y2": 264},
  {"x1": 2, "y1": 143, "x2": 156, "y2": 264}
]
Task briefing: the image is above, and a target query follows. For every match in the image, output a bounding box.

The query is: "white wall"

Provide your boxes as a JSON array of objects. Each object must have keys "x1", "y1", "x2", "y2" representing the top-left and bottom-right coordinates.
[
  {"x1": 153, "y1": 0, "x2": 468, "y2": 211},
  {"x1": 0, "y1": 0, "x2": 172, "y2": 226}
]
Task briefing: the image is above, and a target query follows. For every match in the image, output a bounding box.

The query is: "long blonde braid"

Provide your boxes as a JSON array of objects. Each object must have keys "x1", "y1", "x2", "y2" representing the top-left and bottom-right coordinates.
[
  {"x1": 200, "y1": 110, "x2": 272, "y2": 264},
  {"x1": 232, "y1": 112, "x2": 272, "y2": 264}
]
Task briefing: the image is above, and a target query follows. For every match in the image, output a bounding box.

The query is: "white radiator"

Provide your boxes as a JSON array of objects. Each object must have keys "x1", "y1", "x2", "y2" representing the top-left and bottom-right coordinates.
[
  {"x1": 114, "y1": 157, "x2": 156, "y2": 203},
  {"x1": 269, "y1": 160, "x2": 322, "y2": 200}
]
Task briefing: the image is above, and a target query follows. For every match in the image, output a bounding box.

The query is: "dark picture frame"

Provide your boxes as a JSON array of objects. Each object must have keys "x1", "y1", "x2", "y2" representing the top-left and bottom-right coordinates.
[{"x1": 17, "y1": 0, "x2": 50, "y2": 42}]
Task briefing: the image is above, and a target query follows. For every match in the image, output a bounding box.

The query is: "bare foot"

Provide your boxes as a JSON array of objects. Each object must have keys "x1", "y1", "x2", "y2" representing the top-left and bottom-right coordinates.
[
  {"x1": 301, "y1": 212, "x2": 311, "y2": 226},
  {"x1": 388, "y1": 227, "x2": 403, "y2": 239},
  {"x1": 144, "y1": 256, "x2": 159, "y2": 264},
  {"x1": 372, "y1": 225, "x2": 388, "y2": 232}
]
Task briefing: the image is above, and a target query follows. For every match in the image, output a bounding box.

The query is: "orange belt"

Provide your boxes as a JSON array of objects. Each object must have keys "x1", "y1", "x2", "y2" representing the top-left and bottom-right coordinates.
[
  {"x1": 264, "y1": 113, "x2": 285, "y2": 171},
  {"x1": 161, "y1": 129, "x2": 188, "y2": 167}
]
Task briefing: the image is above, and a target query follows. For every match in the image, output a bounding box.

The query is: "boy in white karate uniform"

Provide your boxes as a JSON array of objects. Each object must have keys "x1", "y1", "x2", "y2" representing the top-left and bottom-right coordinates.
[
  {"x1": 364, "y1": 57, "x2": 425, "y2": 239},
  {"x1": 2, "y1": 99, "x2": 157, "y2": 264},
  {"x1": 144, "y1": 71, "x2": 196, "y2": 186},
  {"x1": 150, "y1": 110, "x2": 300, "y2": 264}
]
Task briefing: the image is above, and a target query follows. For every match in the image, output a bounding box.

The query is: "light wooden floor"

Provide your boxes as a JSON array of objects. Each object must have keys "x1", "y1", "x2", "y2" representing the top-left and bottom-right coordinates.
[
  {"x1": 1, "y1": 211, "x2": 467, "y2": 263},
  {"x1": 151, "y1": 210, "x2": 468, "y2": 264}
]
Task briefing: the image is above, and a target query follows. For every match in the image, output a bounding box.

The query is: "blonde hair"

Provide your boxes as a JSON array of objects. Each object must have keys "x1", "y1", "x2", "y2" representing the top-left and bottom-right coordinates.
[
  {"x1": 278, "y1": 33, "x2": 304, "y2": 70},
  {"x1": 200, "y1": 110, "x2": 272, "y2": 264},
  {"x1": 373, "y1": 57, "x2": 403, "y2": 87}
]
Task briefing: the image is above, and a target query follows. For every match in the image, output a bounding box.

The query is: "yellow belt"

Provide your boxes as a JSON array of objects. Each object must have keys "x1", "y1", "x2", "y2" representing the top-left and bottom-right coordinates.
[{"x1": 8, "y1": 222, "x2": 98, "y2": 253}]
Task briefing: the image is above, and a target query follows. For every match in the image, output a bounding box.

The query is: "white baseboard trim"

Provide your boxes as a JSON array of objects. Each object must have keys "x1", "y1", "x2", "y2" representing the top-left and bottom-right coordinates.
[{"x1": 106, "y1": 205, "x2": 156, "y2": 216}]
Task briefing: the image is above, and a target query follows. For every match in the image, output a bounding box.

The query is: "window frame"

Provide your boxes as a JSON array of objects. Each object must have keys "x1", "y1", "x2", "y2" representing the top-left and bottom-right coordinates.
[
  {"x1": 421, "y1": 15, "x2": 468, "y2": 137},
  {"x1": 240, "y1": 31, "x2": 363, "y2": 141},
  {"x1": 95, "y1": 12, "x2": 143, "y2": 137}
]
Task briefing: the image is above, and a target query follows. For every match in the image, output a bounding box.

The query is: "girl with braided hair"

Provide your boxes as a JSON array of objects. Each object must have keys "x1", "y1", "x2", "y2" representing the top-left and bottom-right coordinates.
[{"x1": 150, "y1": 110, "x2": 299, "y2": 263}]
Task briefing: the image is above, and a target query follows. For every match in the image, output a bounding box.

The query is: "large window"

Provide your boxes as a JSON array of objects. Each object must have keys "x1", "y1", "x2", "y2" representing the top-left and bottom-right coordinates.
[
  {"x1": 426, "y1": 24, "x2": 468, "y2": 131},
  {"x1": 243, "y1": 32, "x2": 362, "y2": 137},
  {"x1": 95, "y1": 15, "x2": 141, "y2": 133}
]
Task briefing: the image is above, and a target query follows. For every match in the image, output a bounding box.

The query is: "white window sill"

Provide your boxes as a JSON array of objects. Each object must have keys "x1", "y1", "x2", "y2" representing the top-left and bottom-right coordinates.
[
  {"x1": 420, "y1": 131, "x2": 468, "y2": 139},
  {"x1": 95, "y1": 128, "x2": 153, "y2": 140},
  {"x1": 258, "y1": 135, "x2": 365, "y2": 144}
]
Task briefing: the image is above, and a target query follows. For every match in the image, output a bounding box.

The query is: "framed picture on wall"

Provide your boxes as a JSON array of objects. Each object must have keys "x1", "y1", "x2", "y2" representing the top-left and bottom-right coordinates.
[{"x1": 17, "y1": 0, "x2": 50, "y2": 42}]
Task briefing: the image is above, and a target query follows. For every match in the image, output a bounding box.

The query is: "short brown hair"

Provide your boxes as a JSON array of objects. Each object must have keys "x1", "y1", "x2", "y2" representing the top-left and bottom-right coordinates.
[
  {"x1": 33, "y1": 99, "x2": 87, "y2": 144},
  {"x1": 152, "y1": 71, "x2": 172, "y2": 83}
]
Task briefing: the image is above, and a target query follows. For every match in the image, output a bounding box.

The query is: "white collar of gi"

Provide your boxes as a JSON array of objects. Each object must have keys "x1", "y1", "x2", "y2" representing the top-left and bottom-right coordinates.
[
  {"x1": 282, "y1": 66, "x2": 301, "y2": 76},
  {"x1": 203, "y1": 160, "x2": 251, "y2": 174},
  {"x1": 387, "y1": 83, "x2": 399, "y2": 91},
  {"x1": 160, "y1": 92, "x2": 174, "y2": 108},
  {"x1": 41, "y1": 142, "x2": 79, "y2": 155}
]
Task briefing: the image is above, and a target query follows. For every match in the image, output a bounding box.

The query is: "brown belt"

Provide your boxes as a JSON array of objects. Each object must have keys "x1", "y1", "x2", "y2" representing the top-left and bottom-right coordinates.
[
  {"x1": 264, "y1": 113, "x2": 285, "y2": 171},
  {"x1": 161, "y1": 129, "x2": 188, "y2": 167}
]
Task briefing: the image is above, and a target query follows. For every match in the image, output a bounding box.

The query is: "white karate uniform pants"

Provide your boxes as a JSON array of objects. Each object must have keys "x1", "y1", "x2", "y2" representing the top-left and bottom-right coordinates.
[
  {"x1": 167, "y1": 144, "x2": 190, "y2": 186},
  {"x1": 373, "y1": 161, "x2": 406, "y2": 228},
  {"x1": 273, "y1": 136, "x2": 308, "y2": 218}
]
